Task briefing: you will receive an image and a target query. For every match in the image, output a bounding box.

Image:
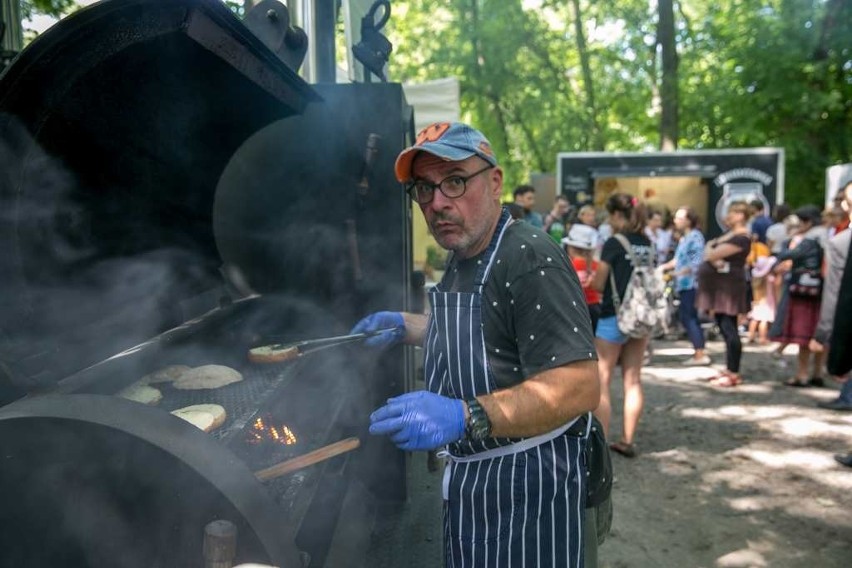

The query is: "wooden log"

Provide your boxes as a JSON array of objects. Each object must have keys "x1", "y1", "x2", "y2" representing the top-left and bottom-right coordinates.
[
  {"x1": 254, "y1": 437, "x2": 361, "y2": 481},
  {"x1": 203, "y1": 520, "x2": 237, "y2": 568}
]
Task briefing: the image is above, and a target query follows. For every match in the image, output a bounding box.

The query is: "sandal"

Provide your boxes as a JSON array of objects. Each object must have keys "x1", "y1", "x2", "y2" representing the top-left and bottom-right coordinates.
[
  {"x1": 610, "y1": 441, "x2": 637, "y2": 458},
  {"x1": 711, "y1": 374, "x2": 742, "y2": 387},
  {"x1": 784, "y1": 378, "x2": 809, "y2": 388},
  {"x1": 808, "y1": 376, "x2": 826, "y2": 388},
  {"x1": 706, "y1": 369, "x2": 732, "y2": 382}
]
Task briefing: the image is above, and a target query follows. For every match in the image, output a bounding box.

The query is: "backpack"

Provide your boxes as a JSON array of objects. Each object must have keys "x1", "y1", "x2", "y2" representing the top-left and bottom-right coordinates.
[{"x1": 608, "y1": 233, "x2": 669, "y2": 338}]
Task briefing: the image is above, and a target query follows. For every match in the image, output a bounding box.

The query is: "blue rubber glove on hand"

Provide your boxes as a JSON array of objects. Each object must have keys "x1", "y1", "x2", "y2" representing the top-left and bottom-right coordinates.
[
  {"x1": 369, "y1": 391, "x2": 466, "y2": 451},
  {"x1": 351, "y1": 311, "x2": 406, "y2": 347}
]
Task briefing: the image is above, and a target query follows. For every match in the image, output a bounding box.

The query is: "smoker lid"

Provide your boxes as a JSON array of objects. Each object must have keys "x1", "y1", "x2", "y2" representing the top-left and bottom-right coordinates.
[
  {"x1": 0, "y1": 0, "x2": 320, "y2": 392},
  {"x1": 0, "y1": 394, "x2": 303, "y2": 567}
]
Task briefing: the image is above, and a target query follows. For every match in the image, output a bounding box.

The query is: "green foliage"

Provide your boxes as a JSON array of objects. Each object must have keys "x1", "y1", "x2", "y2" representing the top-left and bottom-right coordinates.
[
  {"x1": 386, "y1": 0, "x2": 851, "y2": 205},
  {"x1": 425, "y1": 245, "x2": 448, "y2": 271},
  {"x1": 20, "y1": 0, "x2": 88, "y2": 44},
  {"x1": 678, "y1": 0, "x2": 851, "y2": 203},
  {"x1": 23, "y1": 0, "x2": 75, "y2": 18}
]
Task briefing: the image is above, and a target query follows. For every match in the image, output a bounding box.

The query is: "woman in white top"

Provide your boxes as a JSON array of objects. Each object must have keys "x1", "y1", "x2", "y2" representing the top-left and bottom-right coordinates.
[
  {"x1": 645, "y1": 210, "x2": 673, "y2": 265},
  {"x1": 766, "y1": 204, "x2": 792, "y2": 253}
]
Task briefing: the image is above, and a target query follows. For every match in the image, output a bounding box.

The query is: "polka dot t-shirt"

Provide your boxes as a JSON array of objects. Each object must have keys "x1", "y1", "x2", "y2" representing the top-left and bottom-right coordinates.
[{"x1": 440, "y1": 220, "x2": 597, "y2": 389}]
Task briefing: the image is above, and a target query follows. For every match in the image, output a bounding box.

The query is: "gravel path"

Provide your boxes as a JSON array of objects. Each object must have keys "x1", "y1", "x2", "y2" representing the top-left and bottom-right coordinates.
[{"x1": 601, "y1": 338, "x2": 852, "y2": 567}]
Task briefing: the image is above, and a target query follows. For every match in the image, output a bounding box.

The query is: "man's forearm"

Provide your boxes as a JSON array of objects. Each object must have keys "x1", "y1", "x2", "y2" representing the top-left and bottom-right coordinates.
[
  {"x1": 401, "y1": 312, "x2": 429, "y2": 345},
  {"x1": 476, "y1": 360, "x2": 600, "y2": 438}
]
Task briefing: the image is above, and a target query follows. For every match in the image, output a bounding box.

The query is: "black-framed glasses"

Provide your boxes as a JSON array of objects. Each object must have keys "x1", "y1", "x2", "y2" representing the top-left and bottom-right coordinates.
[{"x1": 406, "y1": 165, "x2": 493, "y2": 205}]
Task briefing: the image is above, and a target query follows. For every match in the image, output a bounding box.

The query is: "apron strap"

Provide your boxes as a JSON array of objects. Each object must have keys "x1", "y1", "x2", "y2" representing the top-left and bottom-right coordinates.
[
  {"x1": 473, "y1": 207, "x2": 513, "y2": 289},
  {"x1": 437, "y1": 414, "x2": 585, "y2": 499}
]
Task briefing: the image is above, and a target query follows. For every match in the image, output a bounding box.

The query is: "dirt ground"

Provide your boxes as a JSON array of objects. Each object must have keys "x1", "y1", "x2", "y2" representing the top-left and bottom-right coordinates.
[{"x1": 600, "y1": 337, "x2": 852, "y2": 568}]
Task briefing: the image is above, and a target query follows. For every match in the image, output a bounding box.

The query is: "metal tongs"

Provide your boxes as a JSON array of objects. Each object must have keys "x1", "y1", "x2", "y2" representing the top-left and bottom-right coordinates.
[
  {"x1": 282, "y1": 328, "x2": 396, "y2": 354},
  {"x1": 250, "y1": 327, "x2": 398, "y2": 363}
]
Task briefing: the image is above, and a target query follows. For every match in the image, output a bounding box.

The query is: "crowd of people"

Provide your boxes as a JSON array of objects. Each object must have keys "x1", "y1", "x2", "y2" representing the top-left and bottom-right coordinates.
[
  {"x1": 518, "y1": 181, "x2": 852, "y2": 464},
  {"x1": 351, "y1": 121, "x2": 851, "y2": 566}
]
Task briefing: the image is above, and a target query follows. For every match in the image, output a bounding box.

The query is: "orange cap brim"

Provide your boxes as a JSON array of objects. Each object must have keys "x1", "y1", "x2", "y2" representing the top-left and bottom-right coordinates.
[{"x1": 394, "y1": 147, "x2": 421, "y2": 183}]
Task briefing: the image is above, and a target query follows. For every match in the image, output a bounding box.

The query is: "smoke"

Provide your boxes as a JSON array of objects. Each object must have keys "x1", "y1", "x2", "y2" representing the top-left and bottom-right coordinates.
[{"x1": 0, "y1": 113, "x2": 223, "y2": 391}]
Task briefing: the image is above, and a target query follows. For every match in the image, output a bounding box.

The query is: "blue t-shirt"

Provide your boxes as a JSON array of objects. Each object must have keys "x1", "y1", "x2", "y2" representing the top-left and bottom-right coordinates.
[
  {"x1": 525, "y1": 210, "x2": 544, "y2": 228},
  {"x1": 751, "y1": 215, "x2": 771, "y2": 244}
]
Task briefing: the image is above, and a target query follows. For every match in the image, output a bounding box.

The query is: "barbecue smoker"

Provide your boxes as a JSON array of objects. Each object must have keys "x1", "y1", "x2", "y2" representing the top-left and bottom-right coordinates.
[{"x1": 0, "y1": 1, "x2": 415, "y2": 566}]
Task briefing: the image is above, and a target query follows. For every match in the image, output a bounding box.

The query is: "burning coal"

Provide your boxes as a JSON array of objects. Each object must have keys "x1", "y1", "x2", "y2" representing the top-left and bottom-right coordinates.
[{"x1": 246, "y1": 414, "x2": 298, "y2": 446}]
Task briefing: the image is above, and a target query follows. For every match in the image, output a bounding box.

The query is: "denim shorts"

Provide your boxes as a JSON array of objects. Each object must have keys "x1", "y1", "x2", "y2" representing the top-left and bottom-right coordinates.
[{"x1": 595, "y1": 315, "x2": 628, "y2": 345}]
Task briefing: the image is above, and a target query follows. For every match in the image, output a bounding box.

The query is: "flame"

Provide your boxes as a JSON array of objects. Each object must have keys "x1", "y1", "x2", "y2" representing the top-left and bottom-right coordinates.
[{"x1": 246, "y1": 414, "x2": 298, "y2": 445}]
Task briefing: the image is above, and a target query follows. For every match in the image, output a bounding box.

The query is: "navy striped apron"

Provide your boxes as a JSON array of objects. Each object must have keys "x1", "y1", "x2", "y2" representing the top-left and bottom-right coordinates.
[{"x1": 424, "y1": 209, "x2": 587, "y2": 567}]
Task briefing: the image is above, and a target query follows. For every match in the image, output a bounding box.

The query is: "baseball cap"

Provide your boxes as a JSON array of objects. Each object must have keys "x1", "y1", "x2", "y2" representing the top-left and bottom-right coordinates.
[
  {"x1": 561, "y1": 224, "x2": 599, "y2": 251},
  {"x1": 395, "y1": 122, "x2": 498, "y2": 182}
]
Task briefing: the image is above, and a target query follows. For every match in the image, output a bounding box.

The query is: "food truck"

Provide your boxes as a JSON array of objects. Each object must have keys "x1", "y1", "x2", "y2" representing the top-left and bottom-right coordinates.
[{"x1": 557, "y1": 149, "x2": 784, "y2": 237}]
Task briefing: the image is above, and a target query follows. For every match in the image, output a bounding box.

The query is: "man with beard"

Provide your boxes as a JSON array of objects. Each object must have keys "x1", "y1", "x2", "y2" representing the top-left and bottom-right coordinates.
[
  {"x1": 352, "y1": 122, "x2": 600, "y2": 566},
  {"x1": 512, "y1": 184, "x2": 544, "y2": 227}
]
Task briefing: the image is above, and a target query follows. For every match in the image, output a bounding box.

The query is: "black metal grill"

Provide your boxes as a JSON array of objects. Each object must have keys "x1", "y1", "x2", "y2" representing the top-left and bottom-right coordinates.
[{"x1": 0, "y1": 1, "x2": 413, "y2": 564}]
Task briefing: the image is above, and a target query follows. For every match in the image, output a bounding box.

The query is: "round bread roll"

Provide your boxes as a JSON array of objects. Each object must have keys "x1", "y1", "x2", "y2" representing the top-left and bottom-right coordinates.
[
  {"x1": 118, "y1": 383, "x2": 163, "y2": 405},
  {"x1": 172, "y1": 365, "x2": 243, "y2": 390},
  {"x1": 248, "y1": 345, "x2": 299, "y2": 364},
  {"x1": 140, "y1": 364, "x2": 192, "y2": 384},
  {"x1": 171, "y1": 404, "x2": 227, "y2": 432}
]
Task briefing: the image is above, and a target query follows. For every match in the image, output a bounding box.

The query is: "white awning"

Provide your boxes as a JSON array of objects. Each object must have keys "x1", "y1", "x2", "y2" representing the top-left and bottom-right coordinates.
[{"x1": 402, "y1": 77, "x2": 461, "y2": 131}]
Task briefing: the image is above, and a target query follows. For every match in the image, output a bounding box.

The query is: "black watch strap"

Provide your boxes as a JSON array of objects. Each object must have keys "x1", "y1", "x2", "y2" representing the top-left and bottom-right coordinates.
[{"x1": 465, "y1": 398, "x2": 492, "y2": 441}]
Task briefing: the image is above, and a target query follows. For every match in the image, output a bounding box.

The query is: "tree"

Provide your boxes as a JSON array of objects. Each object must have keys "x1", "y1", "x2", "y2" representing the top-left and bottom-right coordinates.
[
  {"x1": 657, "y1": 0, "x2": 678, "y2": 150},
  {"x1": 570, "y1": 0, "x2": 603, "y2": 151},
  {"x1": 678, "y1": 0, "x2": 851, "y2": 204},
  {"x1": 386, "y1": 0, "x2": 612, "y2": 189}
]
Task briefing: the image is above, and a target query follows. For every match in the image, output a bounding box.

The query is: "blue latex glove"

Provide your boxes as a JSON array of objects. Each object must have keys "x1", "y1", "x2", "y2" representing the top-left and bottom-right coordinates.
[
  {"x1": 369, "y1": 391, "x2": 466, "y2": 451},
  {"x1": 351, "y1": 311, "x2": 406, "y2": 347}
]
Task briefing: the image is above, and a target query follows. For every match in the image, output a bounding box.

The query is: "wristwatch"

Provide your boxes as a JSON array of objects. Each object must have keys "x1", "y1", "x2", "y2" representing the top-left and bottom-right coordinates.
[{"x1": 465, "y1": 398, "x2": 492, "y2": 441}]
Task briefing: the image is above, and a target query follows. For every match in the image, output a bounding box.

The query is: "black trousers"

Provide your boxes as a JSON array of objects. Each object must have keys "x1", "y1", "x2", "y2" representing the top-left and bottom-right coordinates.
[
  {"x1": 715, "y1": 313, "x2": 742, "y2": 373},
  {"x1": 588, "y1": 303, "x2": 601, "y2": 335}
]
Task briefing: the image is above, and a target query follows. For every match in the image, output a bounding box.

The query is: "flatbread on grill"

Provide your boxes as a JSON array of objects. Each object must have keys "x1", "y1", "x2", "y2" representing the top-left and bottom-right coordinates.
[
  {"x1": 172, "y1": 365, "x2": 243, "y2": 390},
  {"x1": 118, "y1": 383, "x2": 163, "y2": 405},
  {"x1": 171, "y1": 404, "x2": 227, "y2": 432},
  {"x1": 140, "y1": 364, "x2": 192, "y2": 385}
]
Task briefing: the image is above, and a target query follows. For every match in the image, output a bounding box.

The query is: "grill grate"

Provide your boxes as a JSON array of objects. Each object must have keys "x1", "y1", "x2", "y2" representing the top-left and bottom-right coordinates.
[
  {"x1": 128, "y1": 344, "x2": 358, "y2": 514},
  {"x1": 157, "y1": 362, "x2": 300, "y2": 442}
]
